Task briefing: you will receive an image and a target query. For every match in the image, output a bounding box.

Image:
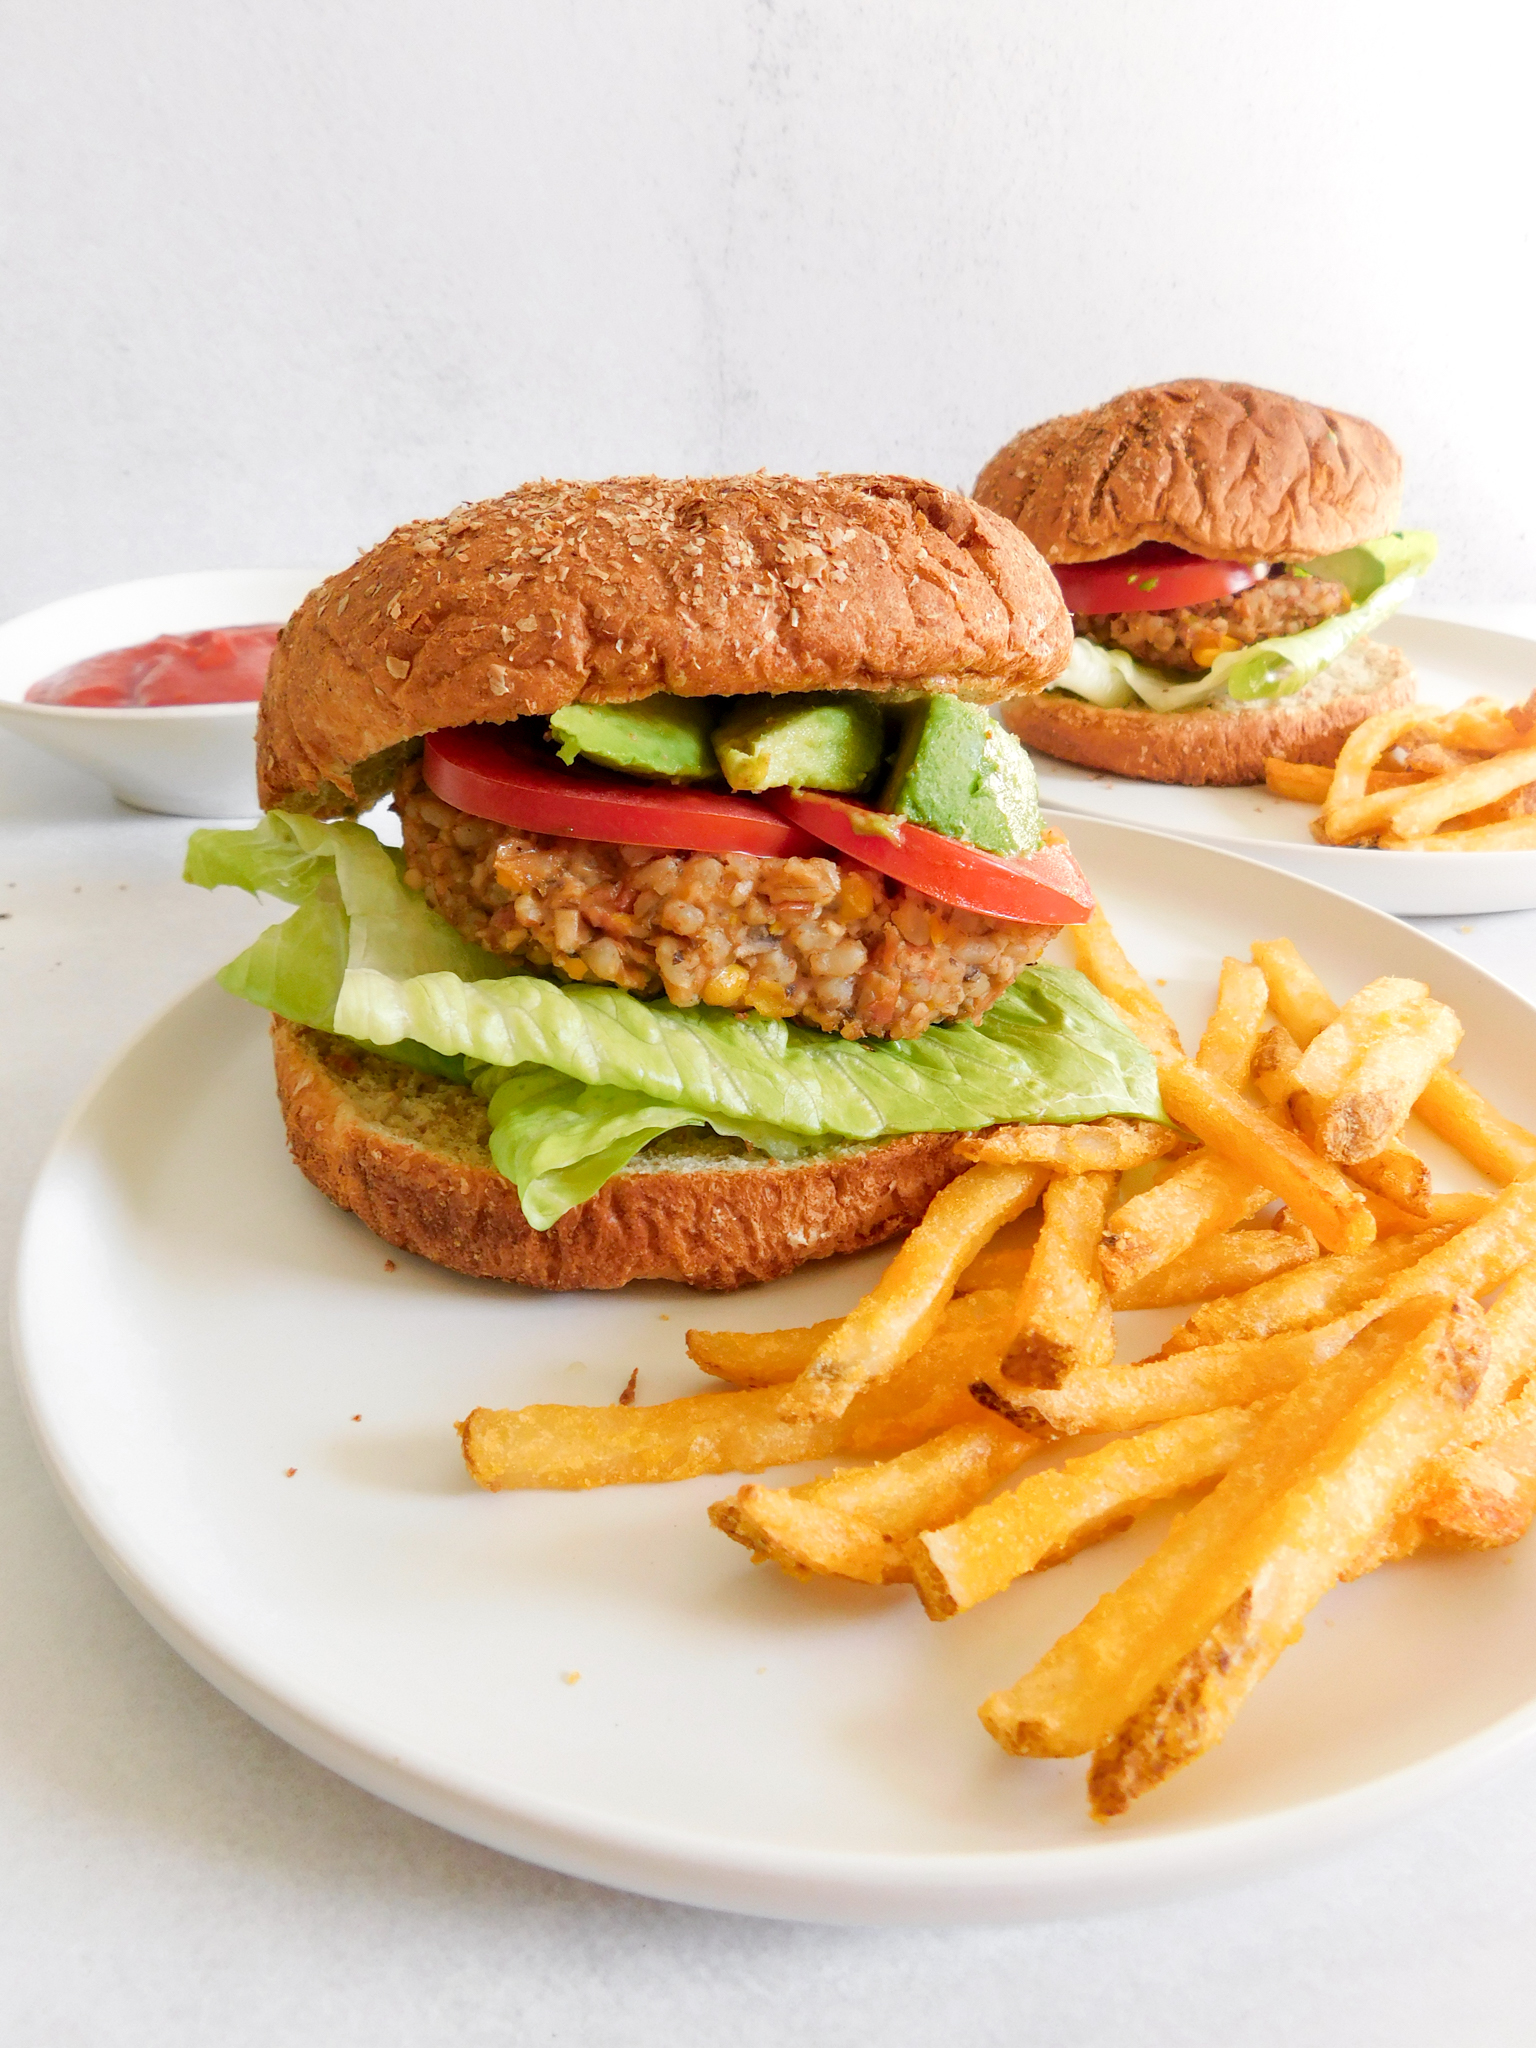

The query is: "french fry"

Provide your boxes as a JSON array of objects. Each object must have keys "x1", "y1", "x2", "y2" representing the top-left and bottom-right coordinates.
[
  {"x1": 1069, "y1": 906, "x2": 1185, "y2": 1066},
  {"x1": 1195, "y1": 958, "x2": 1270, "y2": 1089},
  {"x1": 954, "y1": 1212, "x2": 1041, "y2": 1295},
  {"x1": 978, "y1": 1305, "x2": 1443, "y2": 1759},
  {"x1": 1251, "y1": 938, "x2": 1340, "y2": 1047},
  {"x1": 1422, "y1": 1190, "x2": 1497, "y2": 1228},
  {"x1": 957, "y1": 1119, "x2": 1183, "y2": 1172},
  {"x1": 1381, "y1": 818, "x2": 1536, "y2": 852},
  {"x1": 776, "y1": 1165, "x2": 1047, "y2": 1423},
  {"x1": 988, "y1": 1317, "x2": 1375, "y2": 1435},
  {"x1": 1255, "y1": 1019, "x2": 1433, "y2": 1214},
  {"x1": 461, "y1": 1287, "x2": 1021, "y2": 1489},
  {"x1": 1416, "y1": 1067, "x2": 1536, "y2": 1184},
  {"x1": 1264, "y1": 759, "x2": 1417, "y2": 803},
  {"x1": 1291, "y1": 977, "x2": 1463, "y2": 1164},
  {"x1": 1108, "y1": 1225, "x2": 1318, "y2": 1311},
  {"x1": 1320, "y1": 706, "x2": 1437, "y2": 842},
  {"x1": 908, "y1": 1405, "x2": 1264, "y2": 1620},
  {"x1": 1098, "y1": 1149, "x2": 1271, "y2": 1299},
  {"x1": 1157, "y1": 1058, "x2": 1376, "y2": 1253},
  {"x1": 1160, "y1": 1224, "x2": 1459, "y2": 1355},
  {"x1": 1007, "y1": 1173, "x2": 1536, "y2": 1432},
  {"x1": 686, "y1": 1319, "x2": 837, "y2": 1387},
  {"x1": 1086, "y1": 1297, "x2": 1487, "y2": 1817},
  {"x1": 709, "y1": 1419, "x2": 1031, "y2": 1586},
  {"x1": 1414, "y1": 698, "x2": 1525, "y2": 751},
  {"x1": 1003, "y1": 1171, "x2": 1117, "y2": 1385},
  {"x1": 1255, "y1": 937, "x2": 1536, "y2": 1186},
  {"x1": 1376, "y1": 744, "x2": 1536, "y2": 840}
]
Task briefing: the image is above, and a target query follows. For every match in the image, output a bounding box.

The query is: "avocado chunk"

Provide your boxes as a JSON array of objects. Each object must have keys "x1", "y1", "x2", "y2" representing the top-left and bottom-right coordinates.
[
  {"x1": 546, "y1": 695, "x2": 717, "y2": 782},
  {"x1": 713, "y1": 694, "x2": 884, "y2": 794},
  {"x1": 882, "y1": 697, "x2": 1042, "y2": 855},
  {"x1": 1289, "y1": 530, "x2": 1438, "y2": 602}
]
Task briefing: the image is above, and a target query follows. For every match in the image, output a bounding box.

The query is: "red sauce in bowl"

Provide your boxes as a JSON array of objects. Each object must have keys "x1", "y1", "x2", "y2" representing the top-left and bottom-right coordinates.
[{"x1": 25, "y1": 625, "x2": 280, "y2": 707}]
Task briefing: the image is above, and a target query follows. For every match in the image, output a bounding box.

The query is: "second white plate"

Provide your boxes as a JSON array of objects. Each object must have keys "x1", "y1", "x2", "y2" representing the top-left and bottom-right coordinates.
[{"x1": 1030, "y1": 615, "x2": 1536, "y2": 915}]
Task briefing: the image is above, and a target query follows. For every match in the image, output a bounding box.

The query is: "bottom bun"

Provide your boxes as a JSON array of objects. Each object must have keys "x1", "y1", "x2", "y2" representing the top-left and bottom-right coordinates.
[
  {"x1": 1001, "y1": 637, "x2": 1415, "y2": 786},
  {"x1": 272, "y1": 1018, "x2": 965, "y2": 1292}
]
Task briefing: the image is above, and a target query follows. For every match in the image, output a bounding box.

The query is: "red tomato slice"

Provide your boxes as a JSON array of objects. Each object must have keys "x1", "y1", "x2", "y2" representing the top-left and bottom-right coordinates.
[
  {"x1": 1053, "y1": 544, "x2": 1264, "y2": 615},
  {"x1": 761, "y1": 791, "x2": 1094, "y2": 925},
  {"x1": 423, "y1": 726, "x2": 831, "y2": 859}
]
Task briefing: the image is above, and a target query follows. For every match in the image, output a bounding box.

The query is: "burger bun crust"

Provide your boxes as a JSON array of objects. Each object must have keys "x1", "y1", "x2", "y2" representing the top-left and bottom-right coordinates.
[
  {"x1": 273, "y1": 1019, "x2": 967, "y2": 1292},
  {"x1": 975, "y1": 379, "x2": 1403, "y2": 567}
]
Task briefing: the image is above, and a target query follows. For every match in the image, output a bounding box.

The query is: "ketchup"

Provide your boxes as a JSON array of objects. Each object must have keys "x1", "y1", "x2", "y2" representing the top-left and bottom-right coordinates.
[{"x1": 25, "y1": 625, "x2": 280, "y2": 707}]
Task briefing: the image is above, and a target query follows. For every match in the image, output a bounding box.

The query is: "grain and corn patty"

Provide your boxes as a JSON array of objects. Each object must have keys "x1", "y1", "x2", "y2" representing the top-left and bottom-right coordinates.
[
  {"x1": 1076, "y1": 573, "x2": 1353, "y2": 674},
  {"x1": 395, "y1": 763, "x2": 1055, "y2": 1042}
]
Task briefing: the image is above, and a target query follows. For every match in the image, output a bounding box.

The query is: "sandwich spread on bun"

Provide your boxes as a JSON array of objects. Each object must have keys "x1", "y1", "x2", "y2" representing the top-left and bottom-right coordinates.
[
  {"x1": 187, "y1": 474, "x2": 1164, "y2": 1291},
  {"x1": 975, "y1": 380, "x2": 1436, "y2": 785}
]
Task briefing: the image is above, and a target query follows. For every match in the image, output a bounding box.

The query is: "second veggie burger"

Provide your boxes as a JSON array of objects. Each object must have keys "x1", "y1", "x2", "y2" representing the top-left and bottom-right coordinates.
[{"x1": 975, "y1": 379, "x2": 1436, "y2": 785}]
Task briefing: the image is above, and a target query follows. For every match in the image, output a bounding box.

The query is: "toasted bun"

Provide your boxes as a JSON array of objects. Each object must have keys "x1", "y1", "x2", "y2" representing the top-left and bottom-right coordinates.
[
  {"x1": 1000, "y1": 638, "x2": 1415, "y2": 787},
  {"x1": 258, "y1": 473, "x2": 1072, "y2": 815},
  {"x1": 272, "y1": 1018, "x2": 965, "y2": 1291},
  {"x1": 975, "y1": 380, "x2": 1402, "y2": 566}
]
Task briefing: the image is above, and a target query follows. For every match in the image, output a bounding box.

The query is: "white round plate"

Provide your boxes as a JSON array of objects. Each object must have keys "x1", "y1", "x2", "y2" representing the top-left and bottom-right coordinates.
[
  {"x1": 16, "y1": 821, "x2": 1536, "y2": 1924},
  {"x1": 1030, "y1": 616, "x2": 1536, "y2": 915}
]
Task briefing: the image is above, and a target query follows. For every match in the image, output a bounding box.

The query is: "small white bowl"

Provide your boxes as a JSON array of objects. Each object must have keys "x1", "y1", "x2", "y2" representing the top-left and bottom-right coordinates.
[{"x1": 0, "y1": 568, "x2": 327, "y2": 817}]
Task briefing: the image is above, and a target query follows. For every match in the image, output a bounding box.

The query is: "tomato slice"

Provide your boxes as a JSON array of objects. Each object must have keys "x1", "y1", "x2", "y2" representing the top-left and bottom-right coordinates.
[
  {"x1": 423, "y1": 725, "x2": 831, "y2": 859},
  {"x1": 1053, "y1": 544, "x2": 1264, "y2": 615},
  {"x1": 761, "y1": 791, "x2": 1094, "y2": 925}
]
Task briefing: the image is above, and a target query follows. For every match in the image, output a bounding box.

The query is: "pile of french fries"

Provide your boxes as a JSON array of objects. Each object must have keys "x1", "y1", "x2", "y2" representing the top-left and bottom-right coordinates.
[
  {"x1": 457, "y1": 909, "x2": 1536, "y2": 1821},
  {"x1": 1265, "y1": 691, "x2": 1536, "y2": 850}
]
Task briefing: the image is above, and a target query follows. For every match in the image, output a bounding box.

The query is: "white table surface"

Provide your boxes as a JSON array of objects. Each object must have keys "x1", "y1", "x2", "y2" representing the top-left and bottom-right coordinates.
[{"x1": 4, "y1": 611, "x2": 1536, "y2": 2045}]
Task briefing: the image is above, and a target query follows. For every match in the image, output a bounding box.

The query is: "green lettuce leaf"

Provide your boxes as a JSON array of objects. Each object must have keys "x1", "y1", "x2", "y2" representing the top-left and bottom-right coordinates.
[
  {"x1": 187, "y1": 812, "x2": 1166, "y2": 1226},
  {"x1": 1050, "y1": 638, "x2": 1230, "y2": 714},
  {"x1": 1209, "y1": 569, "x2": 1421, "y2": 703}
]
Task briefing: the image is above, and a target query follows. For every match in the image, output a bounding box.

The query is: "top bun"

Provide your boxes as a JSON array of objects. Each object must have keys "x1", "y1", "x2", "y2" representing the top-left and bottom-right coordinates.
[
  {"x1": 974, "y1": 380, "x2": 1403, "y2": 566},
  {"x1": 258, "y1": 473, "x2": 1072, "y2": 814}
]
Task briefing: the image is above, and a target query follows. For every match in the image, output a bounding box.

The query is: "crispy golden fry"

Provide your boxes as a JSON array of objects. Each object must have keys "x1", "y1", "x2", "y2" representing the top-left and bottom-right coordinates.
[
  {"x1": 1415, "y1": 699, "x2": 1525, "y2": 751},
  {"x1": 1264, "y1": 759, "x2": 1417, "y2": 803},
  {"x1": 461, "y1": 1288, "x2": 1021, "y2": 1489},
  {"x1": 1069, "y1": 906, "x2": 1184, "y2": 1066},
  {"x1": 954, "y1": 1212, "x2": 1041, "y2": 1295},
  {"x1": 1251, "y1": 939, "x2": 1339, "y2": 1047},
  {"x1": 909, "y1": 1405, "x2": 1263, "y2": 1620},
  {"x1": 1291, "y1": 977, "x2": 1463, "y2": 1164},
  {"x1": 1255, "y1": 937, "x2": 1536, "y2": 1186},
  {"x1": 686, "y1": 1319, "x2": 837, "y2": 1387},
  {"x1": 1157, "y1": 1058, "x2": 1376, "y2": 1253},
  {"x1": 1007, "y1": 1174, "x2": 1536, "y2": 1432},
  {"x1": 1416, "y1": 1068, "x2": 1536, "y2": 1184},
  {"x1": 1254, "y1": 1020, "x2": 1433, "y2": 1215},
  {"x1": 1356, "y1": 1186, "x2": 1491, "y2": 1238},
  {"x1": 1381, "y1": 817, "x2": 1536, "y2": 852},
  {"x1": 1195, "y1": 958, "x2": 1270, "y2": 1090},
  {"x1": 709, "y1": 1420, "x2": 1031, "y2": 1586},
  {"x1": 1099, "y1": 1149, "x2": 1270, "y2": 1299},
  {"x1": 1320, "y1": 706, "x2": 1439, "y2": 842},
  {"x1": 1423, "y1": 1190, "x2": 1497, "y2": 1227},
  {"x1": 1400, "y1": 742, "x2": 1485, "y2": 776},
  {"x1": 991, "y1": 1317, "x2": 1372, "y2": 1434},
  {"x1": 1161, "y1": 1224, "x2": 1459, "y2": 1355},
  {"x1": 1377, "y1": 743, "x2": 1536, "y2": 840},
  {"x1": 1086, "y1": 1297, "x2": 1487, "y2": 1816},
  {"x1": 1109, "y1": 1225, "x2": 1319, "y2": 1311},
  {"x1": 957, "y1": 1119, "x2": 1183, "y2": 1172},
  {"x1": 776, "y1": 1165, "x2": 1047, "y2": 1423},
  {"x1": 1003, "y1": 1172, "x2": 1117, "y2": 1385},
  {"x1": 978, "y1": 1306, "x2": 1440, "y2": 1759}
]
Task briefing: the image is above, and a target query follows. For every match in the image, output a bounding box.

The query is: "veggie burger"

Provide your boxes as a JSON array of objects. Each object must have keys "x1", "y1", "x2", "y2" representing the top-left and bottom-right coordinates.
[
  {"x1": 975, "y1": 380, "x2": 1435, "y2": 785},
  {"x1": 188, "y1": 473, "x2": 1163, "y2": 1291}
]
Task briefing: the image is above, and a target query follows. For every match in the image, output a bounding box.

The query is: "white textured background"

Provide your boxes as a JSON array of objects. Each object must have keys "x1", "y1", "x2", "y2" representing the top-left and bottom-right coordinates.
[
  {"x1": 5, "y1": 0, "x2": 1535, "y2": 620},
  {"x1": 7, "y1": 5, "x2": 1536, "y2": 2043}
]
